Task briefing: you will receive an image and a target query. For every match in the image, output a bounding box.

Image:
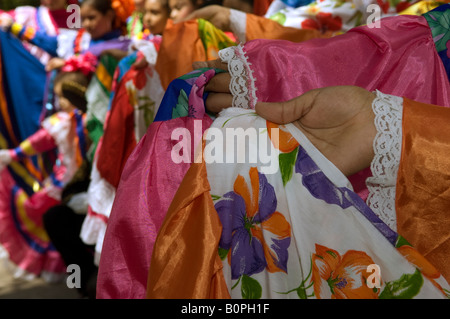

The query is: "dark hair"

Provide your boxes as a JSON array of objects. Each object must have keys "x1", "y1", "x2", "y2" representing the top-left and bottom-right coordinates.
[
  {"x1": 54, "y1": 71, "x2": 90, "y2": 113},
  {"x1": 199, "y1": 0, "x2": 223, "y2": 8},
  {"x1": 80, "y1": 0, "x2": 113, "y2": 15},
  {"x1": 159, "y1": 0, "x2": 170, "y2": 12},
  {"x1": 81, "y1": 0, "x2": 132, "y2": 33}
]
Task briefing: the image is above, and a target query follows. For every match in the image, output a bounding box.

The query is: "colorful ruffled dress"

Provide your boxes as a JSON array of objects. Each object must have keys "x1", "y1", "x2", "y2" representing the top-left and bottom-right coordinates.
[{"x1": 0, "y1": 110, "x2": 88, "y2": 280}]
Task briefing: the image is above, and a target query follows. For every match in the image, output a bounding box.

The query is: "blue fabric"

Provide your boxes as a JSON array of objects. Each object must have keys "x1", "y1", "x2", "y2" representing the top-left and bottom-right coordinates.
[
  {"x1": 0, "y1": 30, "x2": 45, "y2": 143},
  {"x1": 153, "y1": 68, "x2": 224, "y2": 122},
  {"x1": 153, "y1": 77, "x2": 196, "y2": 122},
  {"x1": 0, "y1": 30, "x2": 47, "y2": 196},
  {"x1": 281, "y1": 0, "x2": 314, "y2": 8},
  {"x1": 115, "y1": 51, "x2": 138, "y2": 83},
  {"x1": 26, "y1": 30, "x2": 58, "y2": 57}
]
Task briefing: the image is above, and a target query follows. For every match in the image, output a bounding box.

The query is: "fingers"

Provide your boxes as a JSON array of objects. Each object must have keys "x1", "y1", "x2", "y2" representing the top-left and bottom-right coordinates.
[
  {"x1": 205, "y1": 72, "x2": 231, "y2": 93},
  {"x1": 205, "y1": 93, "x2": 233, "y2": 114},
  {"x1": 255, "y1": 89, "x2": 319, "y2": 124},
  {"x1": 193, "y1": 59, "x2": 229, "y2": 71},
  {"x1": 193, "y1": 60, "x2": 232, "y2": 113}
]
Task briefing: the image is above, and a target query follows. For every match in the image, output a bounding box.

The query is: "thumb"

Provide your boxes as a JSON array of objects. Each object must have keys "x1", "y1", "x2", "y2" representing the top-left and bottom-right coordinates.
[{"x1": 255, "y1": 89, "x2": 319, "y2": 124}]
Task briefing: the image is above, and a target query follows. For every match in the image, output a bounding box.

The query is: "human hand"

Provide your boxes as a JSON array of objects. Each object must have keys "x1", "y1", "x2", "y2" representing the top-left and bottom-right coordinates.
[
  {"x1": 45, "y1": 57, "x2": 66, "y2": 72},
  {"x1": 0, "y1": 149, "x2": 12, "y2": 171},
  {"x1": 193, "y1": 59, "x2": 231, "y2": 113},
  {"x1": 194, "y1": 59, "x2": 377, "y2": 176},
  {"x1": 0, "y1": 13, "x2": 13, "y2": 31},
  {"x1": 181, "y1": 5, "x2": 232, "y2": 32},
  {"x1": 257, "y1": 86, "x2": 376, "y2": 176}
]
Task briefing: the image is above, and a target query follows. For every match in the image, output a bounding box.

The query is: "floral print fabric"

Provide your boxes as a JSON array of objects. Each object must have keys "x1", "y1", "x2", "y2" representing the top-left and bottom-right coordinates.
[
  {"x1": 205, "y1": 107, "x2": 450, "y2": 299},
  {"x1": 423, "y1": 4, "x2": 450, "y2": 82},
  {"x1": 265, "y1": 0, "x2": 437, "y2": 34}
]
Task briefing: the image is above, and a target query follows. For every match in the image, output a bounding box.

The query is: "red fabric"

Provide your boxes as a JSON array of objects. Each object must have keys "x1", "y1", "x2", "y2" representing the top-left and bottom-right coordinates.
[
  {"x1": 49, "y1": 8, "x2": 74, "y2": 29},
  {"x1": 97, "y1": 116, "x2": 213, "y2": 298},
  {"x1": 96, "y1": 68, "x2": 138, "y2": 188},
  {"x1": 253, "y1": 0, "x2": 273, "y2": 16}
]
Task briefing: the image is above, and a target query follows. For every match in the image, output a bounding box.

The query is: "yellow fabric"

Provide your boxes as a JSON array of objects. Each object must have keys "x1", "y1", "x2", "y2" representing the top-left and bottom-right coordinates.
[
  {"x1": 399, "y1": 1, "x2": 446, "y2": 15},
  {"x1": 146, "y1": 160, "x2": 230, "y2": 299},
  {"x1": 10, "y1": 22, "x2": 23, "y2": 36},
  {"x1": 396, "y1": 98, "x2": 450, "y2": 283},
  {"x1": 197, "y1": 19, "x2": 236, "y2": 60}
]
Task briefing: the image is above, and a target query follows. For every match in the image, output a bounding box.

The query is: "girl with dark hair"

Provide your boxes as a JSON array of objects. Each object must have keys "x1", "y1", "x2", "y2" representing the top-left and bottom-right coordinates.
[{"x1": 46, "y1": 0, "x2": 135, "y2": 70}]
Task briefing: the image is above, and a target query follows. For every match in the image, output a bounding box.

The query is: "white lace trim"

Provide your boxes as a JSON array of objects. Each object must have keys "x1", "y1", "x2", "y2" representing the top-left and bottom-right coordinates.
[
  {"x1": 218, "y1": 45, "x2": 257, "y2": 109},
  {"x1": 229, "y1": 9, "x2": 247, "y2": 44},
  {"x1": 366, "y1": 90, "x2": 403, "y2": 231}
]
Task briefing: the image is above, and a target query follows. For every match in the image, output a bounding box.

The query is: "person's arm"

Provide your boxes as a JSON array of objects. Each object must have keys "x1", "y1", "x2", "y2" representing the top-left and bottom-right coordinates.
[
  {"x1": 9, "y1": 21, "x2": 59, "y2": 56},
  {"x1": 183, "y1": 5, "x2": 330, "y2": 43},
  {"x1": 5, "y1": 128, "x2": 57, "y2": 162}
]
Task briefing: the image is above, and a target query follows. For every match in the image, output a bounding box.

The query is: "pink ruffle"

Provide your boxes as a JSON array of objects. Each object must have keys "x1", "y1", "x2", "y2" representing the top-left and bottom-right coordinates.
[{"x1": 0, "y1": 169, "x2": 66, "y2": 277}]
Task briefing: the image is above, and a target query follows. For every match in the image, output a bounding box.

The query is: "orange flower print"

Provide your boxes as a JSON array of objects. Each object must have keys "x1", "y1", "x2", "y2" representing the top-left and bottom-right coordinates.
[
  {"x1": 397, "y1": 245, "x2": 440, "y2": 279},
  {"x1": 267, "y1": 121, "x2": 299, "y2": 153},
  {"x1": 311, "y1": 244, "x2": 380, "y2": 299}
]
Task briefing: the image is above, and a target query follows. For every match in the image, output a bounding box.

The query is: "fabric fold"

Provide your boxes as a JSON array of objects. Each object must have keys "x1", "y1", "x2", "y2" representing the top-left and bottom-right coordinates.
[
  {"x1": 146, "y1": 160, "x2": 230, "y2": 299},
  {"x1": 396, "y1": 97, "x2": 450, "y2": 283}
]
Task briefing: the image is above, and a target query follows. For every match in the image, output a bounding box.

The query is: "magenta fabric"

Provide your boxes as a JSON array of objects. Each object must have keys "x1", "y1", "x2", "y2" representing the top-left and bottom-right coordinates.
[
  {"x1": 96, "y1": 14, "x2": 450, "y2": 299},
  {"x1": 244, "y1": 15, "x2": 450, "y2": 108},
  {"x1": 0, "y1": 169, "x2": 65, "y2": 276},
  {"x1": 241, "y1": 14, "x2": 450, "y2": 202},
  {"x1": 96, "y1": 116, "x2": 213, "y2": 299}
]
